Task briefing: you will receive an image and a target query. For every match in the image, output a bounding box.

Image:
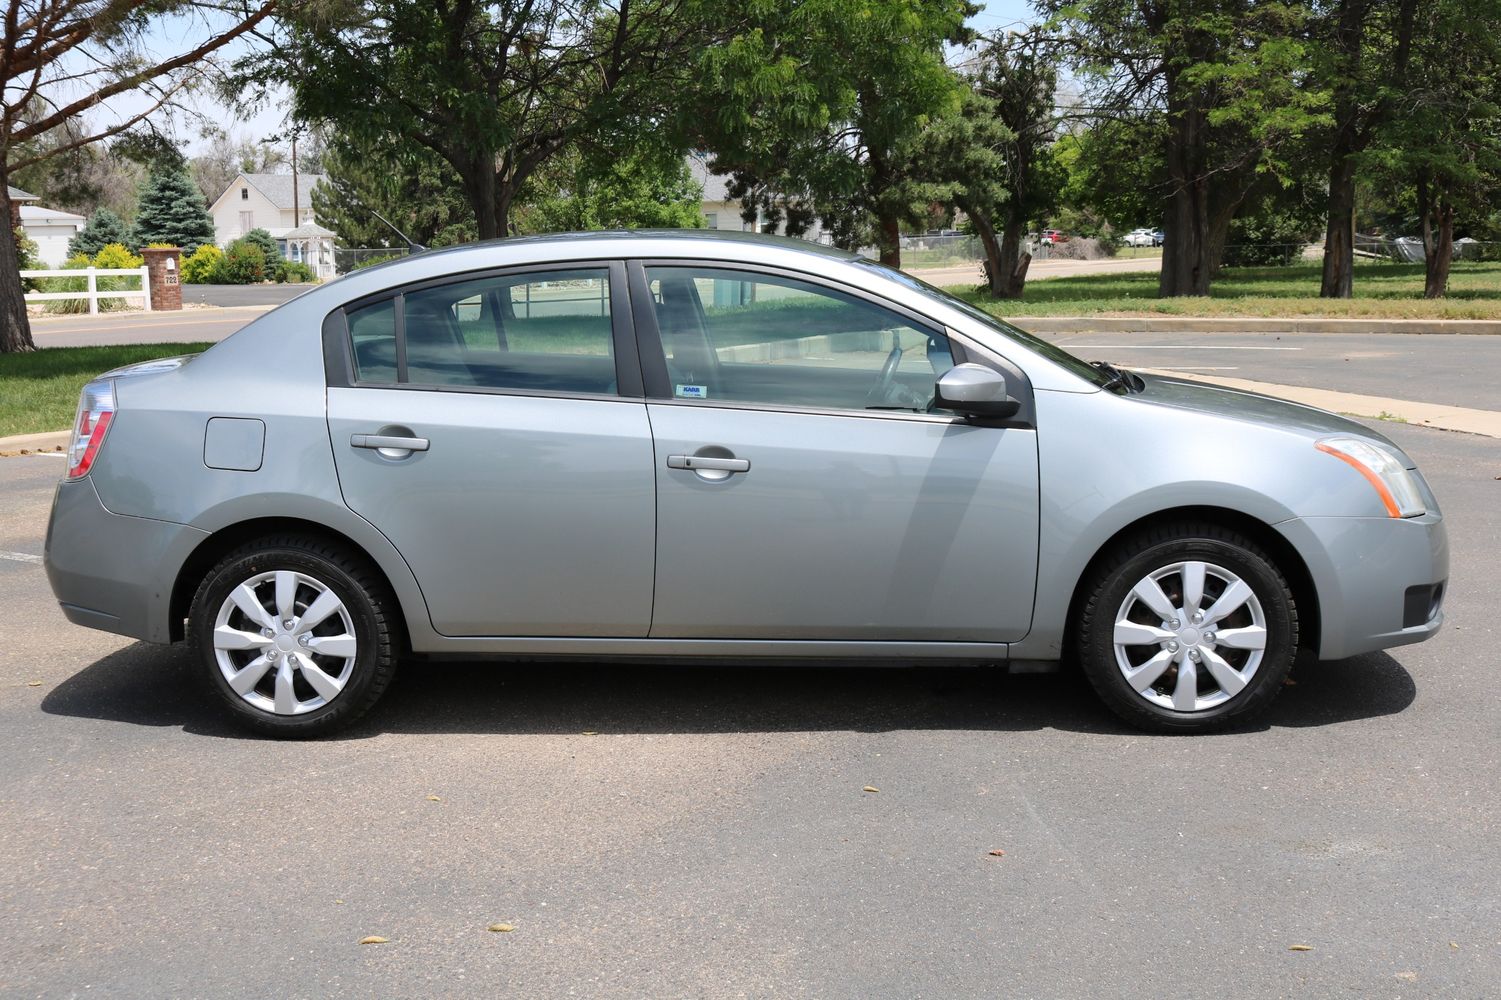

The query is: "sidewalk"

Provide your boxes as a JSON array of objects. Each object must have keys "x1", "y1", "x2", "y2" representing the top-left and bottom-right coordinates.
[{"x1": 1006, "y1": 316, "x2": 1501, "y2": 336}]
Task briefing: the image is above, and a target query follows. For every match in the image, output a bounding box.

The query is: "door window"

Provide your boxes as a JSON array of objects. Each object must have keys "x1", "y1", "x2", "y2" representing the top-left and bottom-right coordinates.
[
  {"x1": 643, "y1": 266, "x2": 955, "y2": 412},
  {"x1": 344, "y1": 268, "x2": 616, "y2": 394}
]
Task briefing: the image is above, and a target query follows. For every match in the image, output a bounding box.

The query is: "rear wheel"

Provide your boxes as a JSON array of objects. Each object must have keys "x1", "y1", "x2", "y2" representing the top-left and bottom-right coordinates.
[
  {"x1": 1076, "y1": 523, "x2": 1297, "y2": 733},
  {"x1": 188, "y1": 536, "x2": 399, "y2": 737}
]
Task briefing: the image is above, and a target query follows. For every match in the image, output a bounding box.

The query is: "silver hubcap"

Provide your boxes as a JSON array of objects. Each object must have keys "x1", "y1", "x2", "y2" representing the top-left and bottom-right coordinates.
[
  {"x1": 1112, "y1": 560, "x2": 1267, "y2": 713},
  {"x1": 212, "y1": 570, "x2": 357, "y2": 715}
]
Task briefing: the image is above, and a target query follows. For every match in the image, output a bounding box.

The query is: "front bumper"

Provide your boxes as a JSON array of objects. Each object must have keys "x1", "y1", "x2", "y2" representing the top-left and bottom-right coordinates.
[
  {"x1": 1277, "y1": 513, "x2": 1448, "y2": 660},
  {"x1": 44, "y1": 478, "x2": 208, "y2": 644}
]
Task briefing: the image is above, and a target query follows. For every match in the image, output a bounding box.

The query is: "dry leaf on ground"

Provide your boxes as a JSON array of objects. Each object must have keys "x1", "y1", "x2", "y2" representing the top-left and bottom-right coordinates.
[
  {"x1": 988, "y1": 849, "x2": 1006, "y2": 857},
  {"x1": 358, "y1": 936, "x2": 388, "y2": 945},
  {"x1": 862, "y1": 786, "x2": 879, "y2": 793},
  {"x1": 488, "y1": 923, "x2": 515, "y2": 933},
  {"x1": 426, "y1": 795, "x2": 441, "y2": 802},
  {"x1": 1288, "y1": 944, "x2": 1312, "y2": 952}
]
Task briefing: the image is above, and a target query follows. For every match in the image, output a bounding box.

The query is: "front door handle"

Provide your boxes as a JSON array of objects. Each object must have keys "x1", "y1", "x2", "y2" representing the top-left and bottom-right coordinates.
[
  {"x1": 351, "y1": 433, "x2": 430, "y2": 455},
  {"x1": 667, "y1": 454, "x2": 749, "y2": 473}
]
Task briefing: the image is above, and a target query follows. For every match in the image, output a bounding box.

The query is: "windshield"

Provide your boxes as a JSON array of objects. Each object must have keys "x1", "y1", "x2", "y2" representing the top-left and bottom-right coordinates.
[{"x1": 857, "y1": 259, "x2": 1117, "y2": 390}]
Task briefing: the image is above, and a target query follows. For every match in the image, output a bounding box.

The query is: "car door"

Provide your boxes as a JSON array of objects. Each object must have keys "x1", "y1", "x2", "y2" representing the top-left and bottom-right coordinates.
[
  {"x1": 325, "y1": 261, "x2": 656, "y2": 637},
  {"x1": 632, "y1": 261, "x2": 1040, "y2": 643}
]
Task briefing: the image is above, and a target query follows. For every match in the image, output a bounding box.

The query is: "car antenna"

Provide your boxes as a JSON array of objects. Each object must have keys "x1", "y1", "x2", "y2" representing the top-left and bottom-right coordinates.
[{"x1": 362, "y1": 203, "x2": 427, "y2": 253}]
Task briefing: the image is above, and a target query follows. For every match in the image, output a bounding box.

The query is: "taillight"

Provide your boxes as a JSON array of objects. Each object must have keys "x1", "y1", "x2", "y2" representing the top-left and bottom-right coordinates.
[{"x1": 65, "y1": 380, "x2": 115, "y2": 480}]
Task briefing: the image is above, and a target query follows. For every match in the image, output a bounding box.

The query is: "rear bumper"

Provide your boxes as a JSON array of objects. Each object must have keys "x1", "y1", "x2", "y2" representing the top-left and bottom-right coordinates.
[
  {"x1": 44, "y1": 478, "x2": 207, "y2": 644},
  {"x1": 1277, "y1": 513, "x2": 1448, "y2": 660}
]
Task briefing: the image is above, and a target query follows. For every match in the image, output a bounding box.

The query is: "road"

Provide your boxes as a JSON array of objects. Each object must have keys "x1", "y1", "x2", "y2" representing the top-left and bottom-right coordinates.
[{"x1": 2, "y1": 413, "x2": 1498, "y2": 996}]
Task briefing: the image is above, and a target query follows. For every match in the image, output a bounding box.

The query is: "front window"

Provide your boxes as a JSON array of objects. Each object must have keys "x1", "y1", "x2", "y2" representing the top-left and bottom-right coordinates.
[
  {"x1": 857, "y1": 259, "x2": 1117, "y2": 390},
  {"x1": 644, "y1": 265, "x2": 956, "y2": 413}
]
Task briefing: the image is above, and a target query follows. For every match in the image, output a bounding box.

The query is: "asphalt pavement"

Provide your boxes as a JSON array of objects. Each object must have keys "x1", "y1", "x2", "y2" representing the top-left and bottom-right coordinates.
[
  {"x1": 182, "y1": 283, "x2": 316, "y2": 307},
  {"x1": 2, "y1": 414, "x2": 1498, "y2": 997}
]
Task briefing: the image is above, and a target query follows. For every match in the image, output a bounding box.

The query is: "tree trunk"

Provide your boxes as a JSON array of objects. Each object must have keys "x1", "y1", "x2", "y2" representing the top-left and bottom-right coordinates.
[
  {"x1": 966, "y1": 204, "x2": 1006, "y2": 297},
  {"x1": 1159, "y1": 83, "x2": 1211, "y2": 297},
  {"x1": 1320, "y1": 156, "x2": 1358, "y2": 297},
  {"x1": 0, "y1": 178, "x2": 36, "y2": 354},
  {"x1": 1419, "y1": 176, "x2": 1453, "y2": 299},
  {"x1": 877, "y1": 212, "x2": 901, "y2": 268},
  {"x1": 998, "y1": 215, "x2": 1030, "y2": 298},
  {"x1": 464, "y1": 165, "x2": 501, "y2": 241}
]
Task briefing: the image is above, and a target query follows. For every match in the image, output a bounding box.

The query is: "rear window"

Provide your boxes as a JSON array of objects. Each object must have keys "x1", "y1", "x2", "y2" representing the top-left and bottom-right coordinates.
[{"x1": 344, "y1": 268, "x2": 616, "y2": 395}]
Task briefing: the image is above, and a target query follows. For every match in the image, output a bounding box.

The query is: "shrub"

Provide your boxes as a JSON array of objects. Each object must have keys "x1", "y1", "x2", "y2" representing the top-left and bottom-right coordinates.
[
  {"x1": 240, "y1": 228, "x2": 281, "y2": 265},
  {"x1": 15, "y1": 226, "x2": 40, "y2": 292},
  {"x1": 213, "y1": 239, "x2": 267, "y2": 284},
  {"x1": 351, "y1": 253, "x2": 401, "y2": 270},
  {"x1": 181, "y1": 244, "x2": 223, "y2": 284},
  {"x1": 273, "y1": 259, "x2": 317, "y2": 283},
  {"x1": 92, "y1": 243, "x2": 146, "y2": 312},
  {"x1": 40, "y1": 254, "x2": 95, "y2": 315}
]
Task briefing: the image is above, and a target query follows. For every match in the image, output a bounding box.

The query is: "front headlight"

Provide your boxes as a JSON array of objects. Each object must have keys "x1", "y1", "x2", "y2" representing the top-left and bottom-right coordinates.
[{"x1": 1316, "y1": 436, "x2": 1427, "y2": 518}]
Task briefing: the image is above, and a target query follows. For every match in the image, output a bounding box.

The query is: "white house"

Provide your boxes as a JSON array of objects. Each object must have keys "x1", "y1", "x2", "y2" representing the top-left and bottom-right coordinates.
[
  {"x1": 686, "y1": 154, "x2": 830, "y2": 244},
  {"x1": 208, "y1": 172, "x2": 329, "y2": 252},
  {"x1": 19, "y1": 204, "x2": 86, "y2": 265}
]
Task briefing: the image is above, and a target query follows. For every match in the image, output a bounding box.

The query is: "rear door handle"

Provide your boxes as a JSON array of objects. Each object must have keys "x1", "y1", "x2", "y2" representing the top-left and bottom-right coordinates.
[
  {"x1": 667, "y1": 454, "x2": 749, "y2": 473},
  {"x1": 351, "y1": 433, "x2": 430, "y2": 452}
]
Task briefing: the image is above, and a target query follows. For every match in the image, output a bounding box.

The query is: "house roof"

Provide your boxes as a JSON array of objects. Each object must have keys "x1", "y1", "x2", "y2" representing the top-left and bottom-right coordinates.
[
  {"x1": 685, "y1": 154, "x2": 733, "y2": 204},
  {"x1": 223, "y1": 172, "x2": 329, "y2": 211},
  {"x1": 8, "y1": 185, "x2": 39, "y2": 202},
  {"x1": 20, "y1": 205, "x2": 85, "y2": 223},
  {"x1": 284, "y1": 222, "x2": 336, "y2": 239}
]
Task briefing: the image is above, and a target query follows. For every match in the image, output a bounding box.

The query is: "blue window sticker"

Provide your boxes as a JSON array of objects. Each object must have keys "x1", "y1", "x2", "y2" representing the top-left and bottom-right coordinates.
[{"x1": 675, "y1": 384, "x2": 709, "y2": 399}]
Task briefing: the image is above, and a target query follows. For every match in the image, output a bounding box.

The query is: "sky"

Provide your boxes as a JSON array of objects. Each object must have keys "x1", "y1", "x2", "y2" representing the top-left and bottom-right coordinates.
[{"x1": 91, "y1": 1, "x2": 1041, "y2": 161}]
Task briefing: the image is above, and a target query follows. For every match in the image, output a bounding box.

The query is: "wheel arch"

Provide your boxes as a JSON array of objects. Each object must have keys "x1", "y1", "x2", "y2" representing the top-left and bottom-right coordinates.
[
  {"x1": 1061, "y1": 505, "x2": 1322, "y2": 659},
  {"x1": 168, "y1": 516, "x2": 413, "y2": 647}
]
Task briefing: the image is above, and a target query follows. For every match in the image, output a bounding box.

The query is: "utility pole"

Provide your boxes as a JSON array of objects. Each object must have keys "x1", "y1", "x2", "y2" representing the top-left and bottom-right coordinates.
[{"x1": 291, "y1": 135, "x2": 300, "y2": 225}]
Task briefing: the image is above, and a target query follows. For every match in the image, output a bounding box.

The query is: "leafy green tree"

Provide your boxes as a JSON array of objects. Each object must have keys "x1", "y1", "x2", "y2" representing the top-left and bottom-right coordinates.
[
  {"x1": 68, "y1": 209, "x2": 136, "y2": 258},
  {"x1": 1, "y1": 0, "x2": 276, "y2": 352},
  {"x1": 132, "y1": 167, "x2": 217, "y2": 254},
  {"x1": 695, "y1": 0, "x2": 974, "y2": 266},
  {"x1": 514, "y1": 148, "x2": 705, "y2": 233},
  {"x1": 259, "y1": 1, "x2": 725, "y2": 241},
  {"x1": 311, "y1": 130, "x2": 475, "y2": 249},
  {"x1": 1039, "y1": 0, "x2": 1328, "y2": 296},
  {"x1": 1368, "y1": 0, "x2": 1501, "y2": 297}
]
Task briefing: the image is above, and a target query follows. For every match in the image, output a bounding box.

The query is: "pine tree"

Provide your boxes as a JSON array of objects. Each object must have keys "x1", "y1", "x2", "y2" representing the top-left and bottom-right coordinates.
[
  {"x1": 132, "y1": 167, "x2": 217, "y2": 253},
  {"x1": 67, "y1": 208, "x2": 135, "y2": 258}
]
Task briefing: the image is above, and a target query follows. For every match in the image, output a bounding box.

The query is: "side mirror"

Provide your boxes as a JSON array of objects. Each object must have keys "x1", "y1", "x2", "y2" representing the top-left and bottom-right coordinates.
[{"x1": 935, "y1": 363, "x2": 1020, "y2": 419}]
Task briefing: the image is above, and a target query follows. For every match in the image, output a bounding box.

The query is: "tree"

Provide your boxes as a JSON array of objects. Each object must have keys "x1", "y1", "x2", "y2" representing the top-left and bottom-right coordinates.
[
  {"x1": 955, "y1": 29, "x2": 1063, "y2": 298},
  {"x1": 514, "y1": 147, "x2": 705, "y2": 233},
  {"x1": 1313, "y1": 0, "x2": 1417, "y2": 297},
  {"x1": 694, "y1": 0, "x2": 974, "y2": 267},
  {"x1": 1039, "y1": 0, "x2": 1327, "y2": 296},
  {"x1": 0, "y1": 0, "x2": 276, "y2": 352},
  {"x1": 257, "y1": 1, "x2": 728, "y2": 242},
  {"x1": 310, "y1": 129, "x2": 475, "y2": 249},
  {"x1": 132, "y1": 167, "x2": 218, "y2": 254},
  {"x1": 1370, "y1": 0, "x2": 1501, "y2": 297},
  {"x1": 68, "y1": 210, "x2": 136, "y2": 258},
  {"x1": 189, "y1": 127, "x2": 290, "y2": 204}
]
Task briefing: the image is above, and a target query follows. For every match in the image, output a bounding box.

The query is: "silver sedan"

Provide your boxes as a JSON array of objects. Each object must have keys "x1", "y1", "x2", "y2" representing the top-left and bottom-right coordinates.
[{"x1": 44, "y1": 231, "x2": 1447, "y2": 736}]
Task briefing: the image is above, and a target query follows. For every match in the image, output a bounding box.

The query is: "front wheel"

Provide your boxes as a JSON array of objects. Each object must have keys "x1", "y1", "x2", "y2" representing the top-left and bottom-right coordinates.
[
  {"x1": 1075, "y1": 523, "x2": 1298, "y2": 733},
  {"x1": 188, "y1": 535, "x2": 399, "y2": 737}
]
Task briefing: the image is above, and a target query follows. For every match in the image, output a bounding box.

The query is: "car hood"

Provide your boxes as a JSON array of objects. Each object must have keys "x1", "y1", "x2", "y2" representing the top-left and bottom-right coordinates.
[{"x1": 1131, "y1": 371, "x2": 1416, "y2": 467}]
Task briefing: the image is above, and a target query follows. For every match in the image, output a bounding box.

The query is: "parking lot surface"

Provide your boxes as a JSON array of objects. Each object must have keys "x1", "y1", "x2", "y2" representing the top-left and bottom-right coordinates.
[{"x1": 1, "y1": 421, "x2": 1498, "y2": 998}]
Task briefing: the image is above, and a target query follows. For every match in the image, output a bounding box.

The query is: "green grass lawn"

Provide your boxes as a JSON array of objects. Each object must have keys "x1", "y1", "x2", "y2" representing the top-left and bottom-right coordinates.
[
  {"x1": 955, "y1": 260, "x2": 1501, "y2": 319},
  {"x1": 0, "y1": 343, "x2": 211, "y2": 438}
]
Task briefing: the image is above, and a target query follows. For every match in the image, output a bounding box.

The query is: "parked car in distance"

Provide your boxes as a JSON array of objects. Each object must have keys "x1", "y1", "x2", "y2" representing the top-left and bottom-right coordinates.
[
  {"x1": 45, "y1": 231, "x2": 1448, "y2": 737},
  {"x1": 1040, "y1": 229, "x2": 1069, "y2": 244},
  {"x1": 1125, "y1": 228, "x2": 1164, "y2": 247}
]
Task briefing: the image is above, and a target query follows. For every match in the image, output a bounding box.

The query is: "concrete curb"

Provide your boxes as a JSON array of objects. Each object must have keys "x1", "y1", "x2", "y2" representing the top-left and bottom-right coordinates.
[
  {"x1": 1006, "y1": 316, "x2": 1501, "y2": 335},
  {"x1": 0, "y1": 430, "x2": 69, "y2": 456},
  {"x1": 1135, "y1": 368, "x2": 1501, "y2": 438}
]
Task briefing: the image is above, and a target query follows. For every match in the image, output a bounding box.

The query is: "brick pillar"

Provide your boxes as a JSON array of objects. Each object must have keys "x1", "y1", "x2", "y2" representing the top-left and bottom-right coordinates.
[{"x1": 141, "y1": 247, "x2": 182, "y2": 311}]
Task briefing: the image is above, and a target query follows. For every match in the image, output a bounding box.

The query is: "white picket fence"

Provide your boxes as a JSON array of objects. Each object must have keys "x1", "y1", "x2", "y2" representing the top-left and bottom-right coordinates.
[{"x1": 20, "y1": 266, "x2": 151, "y2": 314}]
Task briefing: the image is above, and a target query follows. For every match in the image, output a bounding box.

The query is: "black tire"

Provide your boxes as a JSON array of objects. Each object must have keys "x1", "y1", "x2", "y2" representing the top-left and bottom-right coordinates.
[
  {"x1": 188, "y1": 535, "x2": 399, "y2": 737},
  {"x1": 1075, "y1": 522, "x2": 1297, "y2": 733}
]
